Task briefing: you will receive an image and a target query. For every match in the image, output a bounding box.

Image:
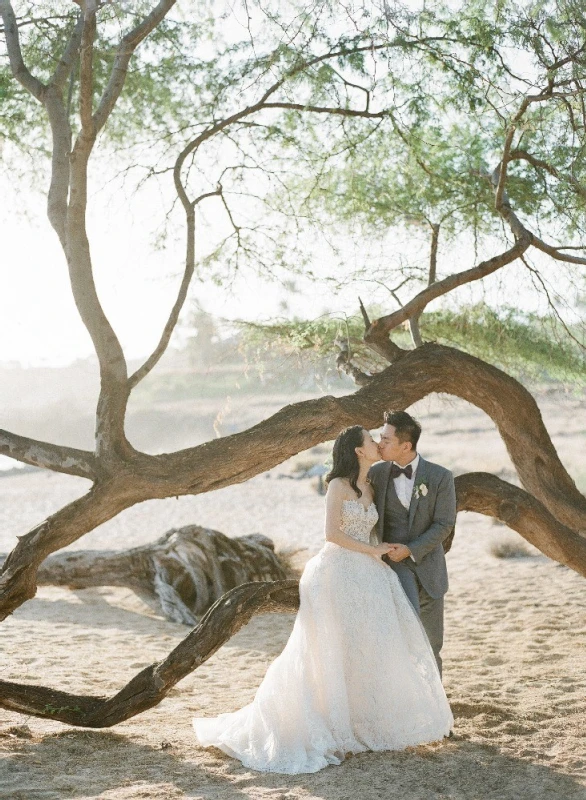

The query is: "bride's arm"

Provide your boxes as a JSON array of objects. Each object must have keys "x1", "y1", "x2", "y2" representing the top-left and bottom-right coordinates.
[{"x1": 325, "y1": 480, "x2": 391, "y2": 558}]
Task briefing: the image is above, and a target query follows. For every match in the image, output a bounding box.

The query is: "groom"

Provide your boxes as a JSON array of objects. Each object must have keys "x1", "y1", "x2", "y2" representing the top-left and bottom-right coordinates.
[{"x1": 369, "y1": 410, "x2": 457, "y2": 677}]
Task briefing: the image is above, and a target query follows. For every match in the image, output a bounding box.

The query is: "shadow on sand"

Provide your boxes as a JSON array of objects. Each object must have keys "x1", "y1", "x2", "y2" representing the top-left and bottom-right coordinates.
[
  {"x1": 7, "y1": 589, "x2": 295, "y2": 656},
  {"x1": 1, "y1": 726, "x2": 585, "y2": 800}
]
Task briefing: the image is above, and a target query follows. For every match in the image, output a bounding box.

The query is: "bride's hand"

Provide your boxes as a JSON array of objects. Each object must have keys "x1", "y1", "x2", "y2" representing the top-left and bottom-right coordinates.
[{"x1": 372, "y1": 543, "x2": 393, "y2": 559}]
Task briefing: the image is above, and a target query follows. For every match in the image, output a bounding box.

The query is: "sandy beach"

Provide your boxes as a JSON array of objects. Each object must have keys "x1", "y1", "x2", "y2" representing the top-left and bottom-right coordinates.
[{"x1": 1, "y1": 392, "x2": 585, "y2": 799}]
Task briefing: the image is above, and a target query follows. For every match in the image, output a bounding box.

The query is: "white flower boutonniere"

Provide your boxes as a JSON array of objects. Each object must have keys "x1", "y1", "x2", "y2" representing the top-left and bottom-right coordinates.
[{"x1": 414, "y1": 481, "x2": 429, "y2": 499}]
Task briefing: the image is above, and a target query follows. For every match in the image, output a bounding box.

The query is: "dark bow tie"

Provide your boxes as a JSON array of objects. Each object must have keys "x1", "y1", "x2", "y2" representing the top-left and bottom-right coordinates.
[{"x1": 390, "y1": 463, "x2": 413, "y2": 479}]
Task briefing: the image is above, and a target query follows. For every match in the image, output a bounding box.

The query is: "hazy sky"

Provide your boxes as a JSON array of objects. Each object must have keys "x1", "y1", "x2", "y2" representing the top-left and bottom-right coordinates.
[
  {"x1": 0, "y1": 163, "x2": 566, "y2": 369},
  {"x1": 0, "y1": 171, "x2": 320, "y2": 367}
]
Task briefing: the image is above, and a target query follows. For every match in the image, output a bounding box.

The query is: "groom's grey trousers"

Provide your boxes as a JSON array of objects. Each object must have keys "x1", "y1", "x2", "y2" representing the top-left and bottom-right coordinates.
[
  {"x1": 369, "y1": 458, "x2": 457, "y2": 679},
  {"x1": 388, "y1": 561, "x2": 445, "y2": 677}
]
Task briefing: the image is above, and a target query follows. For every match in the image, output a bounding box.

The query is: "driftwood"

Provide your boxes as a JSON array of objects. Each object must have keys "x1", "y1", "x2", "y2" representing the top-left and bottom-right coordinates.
[{"x1": 17, "y1": 526, "x2": 288, "y2": 626}]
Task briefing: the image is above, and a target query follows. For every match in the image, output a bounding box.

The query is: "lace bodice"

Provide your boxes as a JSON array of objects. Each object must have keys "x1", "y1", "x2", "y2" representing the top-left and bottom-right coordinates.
[{"x1": 341, "y1": 500, "x2": 379, "y2": 543}]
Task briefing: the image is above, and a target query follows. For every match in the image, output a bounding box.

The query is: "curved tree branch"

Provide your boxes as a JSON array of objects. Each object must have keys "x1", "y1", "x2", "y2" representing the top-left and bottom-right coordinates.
[
  {"x1": 261, "y1": 101, "x2": 389, "y2": 118},
  {"x1": 78, "y1": 1, "x2": 97, "y2": 136},
  {"x1": 49, "y1": 10, "x2": 84, "y2": 91},
  {"x1": 92, "y1": 0, "x2": 178, "y2": 135},
  {"x1": 129, "y1": 188, "x2": 221, "y2": 390},
  {"x1": 0, "y1": 480, "x2": 145, "y2": 619},
  {"x1": 2, "y1": 469, "x2": 585, "y2": 727},
  {"x1": 171, "y1": 37, "x2": 432, "y2": 212},
  {"x1": 2, "y1": 343, "x2": 585, "y2": 622},
  {"x1": 158, "y1": 345, "x2": 586, "y2": 537},
  {"x1": 508, "y1": 148, "x2": 586, "y2": 203},
  {"x1": 0, "y1": 580, "x2": 300, "y2": 726},
  {"x1": 0, "y1": 0, "x2": 46, "y2": 101},
  {"x1": 455, "y1": 473, "x2": 586, "y2": 573},
  {"x1": 366, "y1": 235, "x2": 530, "y2": 341},
  {"x1": 491, "y1": 89, "x2": 547, "y2": 213},
  {"x1": 530, "y1": 234, "x2": 586, "y2": 265},
  {"x1": 44, "y1": 10, "x2": 83, "y2": 242},
  {"x1": 334, "y1": 336, "x2": 373, "y2": 385},
  {"x1": 44, "y1": 89, "x2": 73, "y2": 247},
  {"x1": 0, "y1": 430, "x2": 96, "y2": 479},
  {"x1": 0, "y1": 14, "x2": 74, "y2": 35},
  {"x1": 128, "y1": 205, "x2": 195, "y2": 389},
  {"x1": 494, "y1": 123, "x2": 519, "y2": 211},
  {"x1": 409, "y1": 222, "x2": 440, "y2": 348}
]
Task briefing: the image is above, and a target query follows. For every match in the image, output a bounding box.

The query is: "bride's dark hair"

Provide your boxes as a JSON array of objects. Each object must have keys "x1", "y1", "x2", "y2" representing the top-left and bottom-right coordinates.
[{"x1": 325, "y1": 425, "x2": 366, "y2": 498}]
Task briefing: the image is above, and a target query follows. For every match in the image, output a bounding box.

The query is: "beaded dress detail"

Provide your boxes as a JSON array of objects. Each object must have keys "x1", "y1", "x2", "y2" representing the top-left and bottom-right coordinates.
[
  {"x1": 193, "y1": 499, "x2": 453, "y2": 774},
  {"x1": 340, "y1": 498, "x2": 379, "y2": 542}
]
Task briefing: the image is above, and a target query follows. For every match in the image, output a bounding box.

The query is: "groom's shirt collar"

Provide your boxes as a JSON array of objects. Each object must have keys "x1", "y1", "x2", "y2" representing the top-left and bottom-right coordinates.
[
  {"x1": 390, "y1": 453, "x2": 420, "y2": 513},
  {"x1": 391, "y1": 453, "x2": 420, "y2": 473}
]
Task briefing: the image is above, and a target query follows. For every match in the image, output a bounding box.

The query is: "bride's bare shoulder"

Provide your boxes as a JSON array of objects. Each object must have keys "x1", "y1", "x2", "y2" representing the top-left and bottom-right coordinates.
[{"x1": 326, "y1": 477, "x2": 351, "y2": 496}]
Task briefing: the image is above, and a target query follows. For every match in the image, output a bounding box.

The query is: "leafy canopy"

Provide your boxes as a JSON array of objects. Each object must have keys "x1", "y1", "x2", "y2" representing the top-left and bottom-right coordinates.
[{"x1": 1, "y1": 0, "x2": 585, "y2": 375}]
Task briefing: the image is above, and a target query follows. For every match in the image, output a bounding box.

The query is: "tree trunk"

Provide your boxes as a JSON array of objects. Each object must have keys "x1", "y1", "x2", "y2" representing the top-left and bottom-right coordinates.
[{"x1": 32, "y1": 525, "x2": 288, "y2": 625}]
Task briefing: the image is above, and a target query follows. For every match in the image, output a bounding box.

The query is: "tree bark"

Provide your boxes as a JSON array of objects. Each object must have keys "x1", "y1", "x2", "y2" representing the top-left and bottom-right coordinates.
[
  {"x1": 0, "y1": 580, "x2": 299, "y2": 727},
  {"x1": 31, "y1": 525, "x2": 288, "y2": 625},
  {"x1": 0, "y1": 481, "x2": 138, "y2": 620},
  {"x1": 159, "y1": 344, "x2": 586, "y2": 536},
  {"x1": 367, "y1": 235, "x2": 530, "y2": 341},
  {"x1": 0, "y1": 430, "x2": 96, "y2": 479},
  {"x1": 455, "y1": 473, "x2": 586, "y2": 575},
  {"x1": 1, "y1": 343, "x2": 585, "y2": 622}
]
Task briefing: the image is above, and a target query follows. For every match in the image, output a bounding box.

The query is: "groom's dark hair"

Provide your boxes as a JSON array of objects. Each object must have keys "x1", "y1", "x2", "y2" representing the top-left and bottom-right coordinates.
[{"x1": 383, "y1": 410, "x2": 421, "y2": 450}]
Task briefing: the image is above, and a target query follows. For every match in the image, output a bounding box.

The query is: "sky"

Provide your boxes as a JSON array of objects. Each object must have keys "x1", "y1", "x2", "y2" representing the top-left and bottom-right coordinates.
[
  {"x1": 0, "y1": 2, "x2": 579, "y2": 369},
  {"x1": 0, "y1": 162, "x2": 572, "y2": 369},
  {"x1": 0, "y1": 171, "x2": 319, "y2": 367}
]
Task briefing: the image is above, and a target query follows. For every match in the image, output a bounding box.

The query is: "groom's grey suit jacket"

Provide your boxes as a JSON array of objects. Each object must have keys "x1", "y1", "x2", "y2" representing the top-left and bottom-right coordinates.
[{"x1": 368, "y1": 458, "x2": 456, "y2": 599}]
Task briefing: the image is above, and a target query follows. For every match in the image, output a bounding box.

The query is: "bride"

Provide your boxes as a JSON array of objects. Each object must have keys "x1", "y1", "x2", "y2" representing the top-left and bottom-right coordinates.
[{"x1": 193, "y1": 425, "x2": 453, "y2": 773}]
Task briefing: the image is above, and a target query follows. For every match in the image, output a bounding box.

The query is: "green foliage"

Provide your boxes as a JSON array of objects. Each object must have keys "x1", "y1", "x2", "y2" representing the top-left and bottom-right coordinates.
[
  {"x1": 241, "y1": 303, "x2": 586, "y2": 385},
  {"x1": 0, "y1": 2, "x2": 217, "y2": 150},
  {"x1": 423, "y1": 305, "x2": 586, "y2": 383},
  {"x1": 2, "y1": 0, "x2": 586, "y2": 377},
  {"x1": 43, "y1": 703, "x2": 82, "y2": 715}
]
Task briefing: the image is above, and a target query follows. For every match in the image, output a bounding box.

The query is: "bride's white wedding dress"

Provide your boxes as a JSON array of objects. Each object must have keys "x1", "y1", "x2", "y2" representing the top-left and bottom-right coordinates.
[{"x1": 193, "y1": 500, "x2": 453, "y2": 773}]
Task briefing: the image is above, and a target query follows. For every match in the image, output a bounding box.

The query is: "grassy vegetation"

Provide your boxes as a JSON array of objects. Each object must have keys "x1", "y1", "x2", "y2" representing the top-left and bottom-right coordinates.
[{"x1": 240, "y1": 303, "x2": 586, "y2": 386}]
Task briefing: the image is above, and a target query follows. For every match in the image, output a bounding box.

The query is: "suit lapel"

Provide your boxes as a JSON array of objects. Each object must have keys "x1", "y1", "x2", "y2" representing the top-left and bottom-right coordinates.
[{"x1": 408, "y1": 456, "x2": 428, "y2": 530}]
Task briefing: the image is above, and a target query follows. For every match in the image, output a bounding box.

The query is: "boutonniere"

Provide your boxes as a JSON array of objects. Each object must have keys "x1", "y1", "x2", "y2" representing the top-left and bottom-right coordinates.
[{"x1": 414, "y1": 481, "x2": 429, "y2": 499}]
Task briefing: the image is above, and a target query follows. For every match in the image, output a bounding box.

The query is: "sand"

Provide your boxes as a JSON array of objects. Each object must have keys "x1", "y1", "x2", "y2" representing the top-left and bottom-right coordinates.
[{"x1": 1, "y1": 393, "x2": 585, "y2": 799}]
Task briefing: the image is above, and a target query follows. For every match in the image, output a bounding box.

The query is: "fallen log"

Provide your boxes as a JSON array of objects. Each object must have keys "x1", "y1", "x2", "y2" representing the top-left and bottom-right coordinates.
[{"x1": 23, "y1": 525, "x2": 288, "y2": 625}]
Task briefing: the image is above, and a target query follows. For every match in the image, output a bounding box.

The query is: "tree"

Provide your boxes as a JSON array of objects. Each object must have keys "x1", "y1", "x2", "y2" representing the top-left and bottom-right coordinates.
[{"x1": 1, "y1": 0, "x2": 586, "y2": 726}]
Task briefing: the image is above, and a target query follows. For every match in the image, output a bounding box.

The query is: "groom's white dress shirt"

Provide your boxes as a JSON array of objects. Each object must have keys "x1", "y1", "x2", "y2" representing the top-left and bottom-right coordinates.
[{"x1": 392, "y1": 453, "x2": 420, "y2": 509}]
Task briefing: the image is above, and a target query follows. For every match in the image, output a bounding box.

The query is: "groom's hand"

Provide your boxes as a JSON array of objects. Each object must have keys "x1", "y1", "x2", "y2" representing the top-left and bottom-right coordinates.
[{"x1": 386, "y1": 544, "x2": 412, "y2": 562}]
